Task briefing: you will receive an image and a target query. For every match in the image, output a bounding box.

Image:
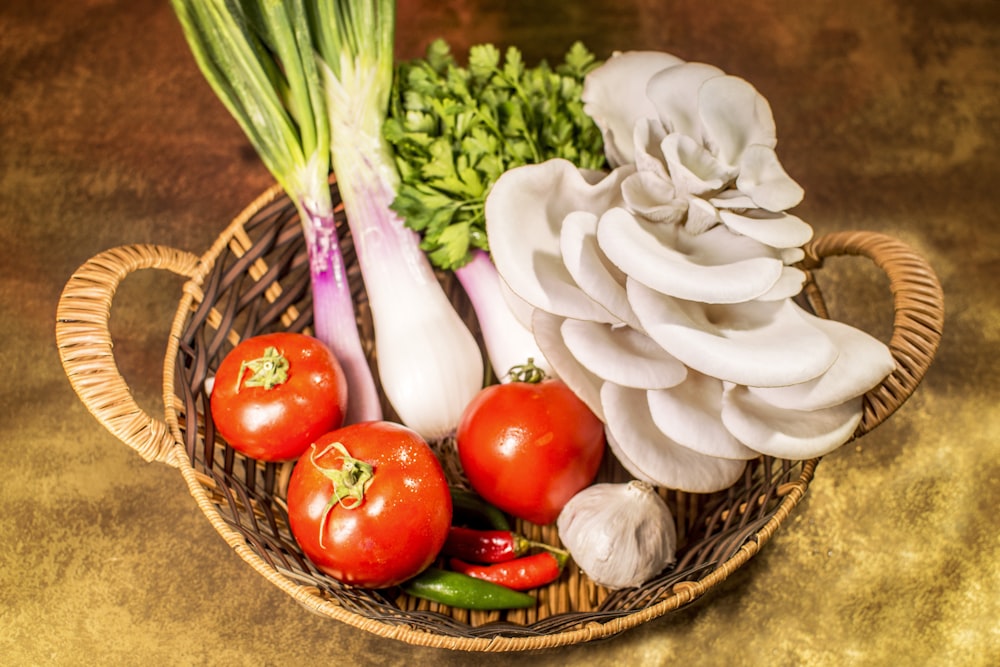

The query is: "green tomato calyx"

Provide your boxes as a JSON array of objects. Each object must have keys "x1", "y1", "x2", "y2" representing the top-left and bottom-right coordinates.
[
  {"x1": 506, "y1": 357, "x2": 547, "y2": 384},
  {"x1": 310, "y1": 441, "x2": 375, "y2": 547},
  {"x1": 236, "y1": 346, "x2": 289, "y2": 392}
]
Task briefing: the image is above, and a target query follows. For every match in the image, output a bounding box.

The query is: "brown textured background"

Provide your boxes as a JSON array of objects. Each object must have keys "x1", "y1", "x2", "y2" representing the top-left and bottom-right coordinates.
[{"x1": 3, "y1": 0, "x2": 997, "y2": 664}]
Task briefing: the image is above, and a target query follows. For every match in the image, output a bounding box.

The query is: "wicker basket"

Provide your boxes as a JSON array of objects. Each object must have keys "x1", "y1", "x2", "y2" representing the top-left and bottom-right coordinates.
[{"x1": 55, "y1": 181, "x2": 943, "y2": 651}]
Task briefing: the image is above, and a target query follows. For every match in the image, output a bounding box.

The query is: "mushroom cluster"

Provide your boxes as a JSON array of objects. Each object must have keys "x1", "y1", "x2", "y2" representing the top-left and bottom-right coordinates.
[{"x1": 485, "y1": 51, "x2": 895, "y2": 492}]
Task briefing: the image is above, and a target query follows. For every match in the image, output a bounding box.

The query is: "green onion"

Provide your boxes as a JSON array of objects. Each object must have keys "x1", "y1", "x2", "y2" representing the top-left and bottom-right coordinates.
[
  {"x1": 306, "y1": 0, "x2": 483, "y2": 440},
  {"x1": 170, "y1": 0, "x2": 381, "y2": 423},
  {"x1": 173, "y1": 0, "x2": 484, "y2": 439}
]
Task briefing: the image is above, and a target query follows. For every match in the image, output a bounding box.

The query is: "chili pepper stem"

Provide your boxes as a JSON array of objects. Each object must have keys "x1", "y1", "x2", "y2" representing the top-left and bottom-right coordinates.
[{"x1": 528, "y1": 540, "x2": 570, "y2": 568}]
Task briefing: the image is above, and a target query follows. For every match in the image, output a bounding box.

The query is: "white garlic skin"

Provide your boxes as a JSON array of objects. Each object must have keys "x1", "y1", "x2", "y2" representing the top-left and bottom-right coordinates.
[{"x1": 556, "y1": 480, "x2": 677, "y2": 589}]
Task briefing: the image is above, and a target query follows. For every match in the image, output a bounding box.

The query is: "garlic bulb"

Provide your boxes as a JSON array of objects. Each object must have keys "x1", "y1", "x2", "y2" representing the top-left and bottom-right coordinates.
[{"x1": 556, "y1": 481, "x2": 676, "y2": 589}]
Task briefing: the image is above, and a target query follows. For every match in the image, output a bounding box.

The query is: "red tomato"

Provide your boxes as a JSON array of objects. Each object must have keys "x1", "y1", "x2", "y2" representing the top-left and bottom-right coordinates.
[
  {"x1": 286, "y1": 422, "x2": 452, "y2": 588},
  {"x1": 456, "y1": 378, "x2": 606, "y2": 525},
  {"x1": 210, "y1": 332, "x2": 348, "y2": 462}
]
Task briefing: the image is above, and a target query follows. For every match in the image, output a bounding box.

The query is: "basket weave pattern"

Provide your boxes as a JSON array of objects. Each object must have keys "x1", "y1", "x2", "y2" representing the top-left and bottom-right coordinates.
[{"x1": 56, "y1": 183, "x2": 943, "y2": 651}]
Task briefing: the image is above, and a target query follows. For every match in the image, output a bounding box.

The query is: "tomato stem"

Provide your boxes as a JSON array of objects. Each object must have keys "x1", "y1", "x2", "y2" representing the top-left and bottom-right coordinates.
[
  {"x1": 309, "y1": 441, "x2": 375, "y2": 547},
  {"x1": 236, "y1": 346, "x2": 289, "y2": 392},
  {"x1": 506, "y1": 357, "x2": 547, "y2": 384}
]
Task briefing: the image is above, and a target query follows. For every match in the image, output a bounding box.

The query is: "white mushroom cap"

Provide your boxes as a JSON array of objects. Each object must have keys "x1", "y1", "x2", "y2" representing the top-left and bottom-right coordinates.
[
  {"x1": 485, "y1": 159, "x2": 631, "y2": 323},
  {"x1": 602, "y1": 383, "x2": 748, "y2": 492},
  {"x1": 561, "y1": 318, "x2": 687, "y2": 390},
  {"x1": 745, "y1": 316, "x2": 895, "y2": 411},
  {"x1": 719, "y1": 209, "x2": 813, "y2": 249},
  {"x1": 531, "y1": 309, "x2": 606, "y2": 421},
  {"x1": 721, "y1": 385, "x2": 864, "y2": 459},
  {"x1": 736, "y1": 144, "x2": 805, "y2": 212},
  {"x1": 581, "y1": 50, "x2": 686, "y2": 167},
  {"x1": 693, "y1": 74, "x2": 777, "y2": 165},
  {"x1": 627, "y1": 280, "x2": 839, "y2": 387},
  {"x1": 559, "y1": 209, "x2": 642, "y2": 329},
  {"x1": 646, "y1": 370, "x2": 758, "y2": 460},
  {"x1": 597, "y1": 207, "x2": 790, "y2": 304},
  {"x1": 646, "y1": 62, "x2": 727, "y2": 145}
]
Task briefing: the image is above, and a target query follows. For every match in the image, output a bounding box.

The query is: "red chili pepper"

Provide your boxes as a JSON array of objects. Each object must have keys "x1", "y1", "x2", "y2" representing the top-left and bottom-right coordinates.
[
  {"x1": 449, "y1": 551, "x2": 566, "y2": 591},
  {"x1": 441, "y1": 526, "x2": 529, "y2": 563}
]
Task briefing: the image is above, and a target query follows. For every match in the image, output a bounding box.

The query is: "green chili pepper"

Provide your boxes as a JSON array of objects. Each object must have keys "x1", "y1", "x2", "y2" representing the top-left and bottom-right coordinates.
[
  {"x1": 402, "y1": 568, "x2": 536, "y2": 610},
  {"x1": 449, "y1": 487, "x2": 511, "y2": 531}
]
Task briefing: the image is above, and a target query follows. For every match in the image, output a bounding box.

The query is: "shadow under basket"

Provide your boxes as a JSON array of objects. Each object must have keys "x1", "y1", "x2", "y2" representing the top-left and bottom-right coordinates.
[{"x1": 56, "y1": 181, "x2": 944, "y2": 651}]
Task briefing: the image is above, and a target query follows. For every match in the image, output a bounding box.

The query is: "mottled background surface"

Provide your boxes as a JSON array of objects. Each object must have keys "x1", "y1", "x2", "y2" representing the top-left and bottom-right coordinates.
[{"x1": 3, "y1": 0, "x2": 997, "y2": 665}]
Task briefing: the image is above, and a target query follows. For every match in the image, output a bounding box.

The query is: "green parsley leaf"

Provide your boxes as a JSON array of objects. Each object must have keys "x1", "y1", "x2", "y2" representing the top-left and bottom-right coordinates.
[{"x1": 385, "y1": 38, "x2": 606, "y2": 270}]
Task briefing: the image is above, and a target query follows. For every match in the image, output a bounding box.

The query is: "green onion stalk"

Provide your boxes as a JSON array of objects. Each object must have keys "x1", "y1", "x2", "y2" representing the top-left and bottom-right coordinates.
[
  {"x1": 307, "y1": 0, "x2": 484, "y2": 440},
  {"x1": 170, "y1": 0, "x2": 382, "y2": 424}
]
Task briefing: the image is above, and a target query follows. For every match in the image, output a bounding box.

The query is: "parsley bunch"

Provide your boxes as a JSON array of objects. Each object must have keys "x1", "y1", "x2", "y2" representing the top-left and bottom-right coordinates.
[{"x1": 384, "y1": 39, "x2": 606, "y2": 270}]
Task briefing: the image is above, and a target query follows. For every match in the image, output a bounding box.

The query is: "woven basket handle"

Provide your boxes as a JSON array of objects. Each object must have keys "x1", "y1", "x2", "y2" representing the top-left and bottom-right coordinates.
[
  {"x1": 800, "y1": 230, "x2": 945, "y2": 437},
  {"x1": 56, "y1": 244, "x2": 203, "y2": 466}
]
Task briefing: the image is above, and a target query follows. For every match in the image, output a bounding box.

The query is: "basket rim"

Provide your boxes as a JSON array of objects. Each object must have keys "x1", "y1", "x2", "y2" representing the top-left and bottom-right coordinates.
[{"x1": 151, "y1": 181, "x2": 941, "y2": 651}]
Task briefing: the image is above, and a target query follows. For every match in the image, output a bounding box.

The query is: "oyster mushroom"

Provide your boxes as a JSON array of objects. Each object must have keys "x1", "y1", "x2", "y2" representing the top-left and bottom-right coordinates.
[
  {"x1": 646, "y1": 370, "x2": 758, "y2": 460},
  {"x1": 626, "y1": 279, "x2": 839, "y2": 387},
  {"x1": 744, "y1": 316, "x2": 896, "y2": 411},
  {"x1": 558, "y1": 209, "x2": 642, "y2": 329},
  {"x1": 602, "y1": 383, "x2": 747, "y2": 493},
  {"x1": 581, "y1": 50, "x2": 686, "y2": 167},
  {"x1": 482, "y1": 49, "x2": 894, "y2": 488},
  {"x1": 560, "y1": 318, "x2": 687, "y2": 390},
  {"x1": 485, "y1": 159, "x2": 631, "y2": 323},
  {"x1": 718, "y1": 209, "x2": 813, "y2": 250},
  {"x1": 721, "y1": 385, "x2": 864, "y2": 459},
  {"x1": 597, "y1": 206, "x2": 800, "y2": 304},
  {"x1": 530, "y1": 309, "x2": 606, "y2": 420}
]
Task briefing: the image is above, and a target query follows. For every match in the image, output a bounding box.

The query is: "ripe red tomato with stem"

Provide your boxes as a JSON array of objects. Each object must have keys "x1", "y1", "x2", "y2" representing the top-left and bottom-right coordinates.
[
  {"x1": 209, "y1": 332, "x2": 348, "y2": 462},
  {"x1": 456, "y1": 359, "x2": 606, "y2": 526},
  {"x1": 286, "y1": 422, "x2": 453, "y2": 589}
]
